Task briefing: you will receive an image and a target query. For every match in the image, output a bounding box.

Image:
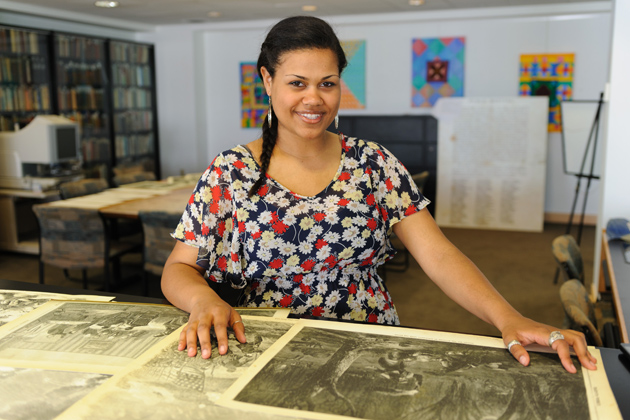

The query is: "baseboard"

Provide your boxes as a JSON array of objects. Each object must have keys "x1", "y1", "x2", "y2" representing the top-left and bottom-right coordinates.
[{"x1": 544, "y1": 212, "x2": 597, "y2": 226}]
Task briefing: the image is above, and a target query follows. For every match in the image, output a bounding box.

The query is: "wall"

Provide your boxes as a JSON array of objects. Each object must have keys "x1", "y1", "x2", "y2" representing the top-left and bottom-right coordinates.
[{"x1": 140, "y1": 3, "x2": 612, "y2": 219}]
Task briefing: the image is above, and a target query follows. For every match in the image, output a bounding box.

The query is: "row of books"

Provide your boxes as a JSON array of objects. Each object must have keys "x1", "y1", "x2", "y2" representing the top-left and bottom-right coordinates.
[
  {"x1": 0, "y1": 28, "x2": 41, "y2": 55},
  {"x1": 115, "y1": 133, "x2": 154, "y2": 158},
  {"x1": 0, "y1": 56, "x2": 48, "y2": 84},
  {"x1": 0, "y1": 114, "x2": 38, "y2": 131},
  {"x1": 60, "y1": 110, "x2": 110, "y2": 136},
  {"x1": 114, "y1": 110, "x2": 153, "y2": 132},
  {"x1": 110, "y1": 42, "x2": 150, "y2": 64},
  {"x1": 81, "y1": 137, "x2": 112, "y2": 163},
  {"x1": 112, "y1": 87, "x2": 152, "y2": 110},
  {"x1": 111, "y1": 63, "x2": 152, "y2": 87},
  {"x1": 57, "y1": 61, "x2": 105, "y2": 86},
  {"x1": 57, "y1": 86, "x2": 105, "y2": 111},
  {"x1": 56, "y1": 36, "x2": 104, "y2": 61},
  {"x1": 0, "y1": 85, "x2": 50, "y2": 112}
]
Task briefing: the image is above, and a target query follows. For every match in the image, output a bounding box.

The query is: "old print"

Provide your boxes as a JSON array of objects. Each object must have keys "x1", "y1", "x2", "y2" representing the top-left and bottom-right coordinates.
[
  {"x1": 220, "y1": 320, "x2": 620, "y2": 420},
  {"x1": 0, "y1": 300, "x2": 189, "y2": 373},
  {"x1": 0, "y1": 289, "x2": 114, "y2": 327},
  {"x1": 57, "y1": 316, "x2": 299, "y2": 420},
  {"x1": 0, "y1": 366, "x2": 110, "y2": 420}
]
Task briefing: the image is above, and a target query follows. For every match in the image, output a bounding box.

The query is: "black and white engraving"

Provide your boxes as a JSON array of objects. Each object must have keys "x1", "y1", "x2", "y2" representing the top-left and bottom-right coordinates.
[
  {"x1": 233, "y1": 326, "x2": 589, "y2": 420},
  {"x1": 57, "y1": 318, "x2": 301, "y2": 420},
  {"x1": 0, "y1": 366, "x2": 110, "y2": 420}
]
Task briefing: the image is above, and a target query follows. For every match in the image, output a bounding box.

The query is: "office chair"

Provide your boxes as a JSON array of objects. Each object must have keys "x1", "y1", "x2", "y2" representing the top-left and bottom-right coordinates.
[
  {"x1": 59, "y1": 178, "x2": 108, "y2": 200},
  {"x1": 552, "y1": 234, "x2": 585, "y2": 284},
  {"x1": 113, "y1": 171, "x2": 156, "y2": 187},
  {"x1": 138, "y1": 210, "x2": 181, "y2": 296},
  {"x1": 33, "y1": 204, "x2": 141, "y2": 291}
]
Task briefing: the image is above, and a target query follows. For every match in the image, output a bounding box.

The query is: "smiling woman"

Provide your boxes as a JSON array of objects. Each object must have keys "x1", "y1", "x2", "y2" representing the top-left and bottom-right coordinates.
[{"x1": 161, "y1": 15, "x2": 596, "y2": 375}]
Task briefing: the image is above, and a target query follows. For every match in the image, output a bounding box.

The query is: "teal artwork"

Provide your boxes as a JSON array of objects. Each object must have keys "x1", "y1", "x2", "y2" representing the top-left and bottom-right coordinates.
[
  {"x1": 412, "y1": 37, "x2": 465, "y2": 108},
  {"x1": 340, "y1": 40, "x2": 366, "y2": 109}
]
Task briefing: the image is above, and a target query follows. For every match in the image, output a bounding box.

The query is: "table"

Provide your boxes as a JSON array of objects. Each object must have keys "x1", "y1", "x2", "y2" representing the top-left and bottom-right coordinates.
[
  {"x1": 1, "y1": 279, "x2": 629, "y2": 419},
  {"x1": 599, "y1": 229, "x2": 630, "y2": 343}
]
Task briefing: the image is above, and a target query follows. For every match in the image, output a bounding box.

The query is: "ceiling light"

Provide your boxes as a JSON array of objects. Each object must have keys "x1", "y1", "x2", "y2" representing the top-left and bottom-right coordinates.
[
  {"x1": 208, "y1": 11, "x2": 221, "y2": 18},
  {"x1": 94, "y1": 1, "x2": 119, "y2": 8},
  {"x1": 302, "y1": 5, "x2": 317, "y2": 12},
  {"x1": 409, "y1": 0, "x2": 425, "y2": 5}
]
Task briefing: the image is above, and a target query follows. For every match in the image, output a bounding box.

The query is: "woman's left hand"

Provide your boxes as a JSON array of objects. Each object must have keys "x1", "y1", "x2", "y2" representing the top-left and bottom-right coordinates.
[{"x1": 501, "y1": 315, "x2": 598, "y2": 373}]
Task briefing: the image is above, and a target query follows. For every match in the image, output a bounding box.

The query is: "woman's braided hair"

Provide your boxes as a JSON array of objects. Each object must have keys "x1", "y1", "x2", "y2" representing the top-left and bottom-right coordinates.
[{"x1": 248, "y1": 16, "x2": 348, "y2": 197}]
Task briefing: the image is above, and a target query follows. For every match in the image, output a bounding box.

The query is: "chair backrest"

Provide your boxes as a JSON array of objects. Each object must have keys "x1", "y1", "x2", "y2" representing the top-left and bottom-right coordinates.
[
  {"x1": 559, "y1": 279, "x2": 602, "y2": 347},
  {"x1": 551, "y1": 234, "x2": 584, "y2": 283},
  {"x1": 59, "y1": 178, "x2": 108, "y2": 200},
  {"x1": 411, "y1": 171, "x2": 430, "y2": 194},
  {"x1": 32, "y1": 205, "x2": 108, "y2": 269},
  {"x1": 113, "y1": 171, "x2": 157, "y2": 187},
  {"x1": 138, "y1": 211, "x2": 181, "y2": 276}
]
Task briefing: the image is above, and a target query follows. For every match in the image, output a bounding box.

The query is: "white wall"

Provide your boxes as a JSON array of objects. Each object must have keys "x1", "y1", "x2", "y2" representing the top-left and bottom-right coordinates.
[{"x1": 141, "y1": 3, "x2": 612, "y2": 218}]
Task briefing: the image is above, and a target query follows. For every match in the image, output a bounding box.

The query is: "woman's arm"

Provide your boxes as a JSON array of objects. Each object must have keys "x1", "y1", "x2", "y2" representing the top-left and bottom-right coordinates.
[
  {"x1": 393, "y1": 209, "x2": 597, "y2": 373},
  {"x1": 162, "y1": 241, "x2": 246, "y2": 358}
]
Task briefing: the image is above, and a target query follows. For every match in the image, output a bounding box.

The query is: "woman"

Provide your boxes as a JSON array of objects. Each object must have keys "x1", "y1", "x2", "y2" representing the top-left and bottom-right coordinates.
[{"x1": 162, "y1": 16, "x2": 596, "y2": 373}]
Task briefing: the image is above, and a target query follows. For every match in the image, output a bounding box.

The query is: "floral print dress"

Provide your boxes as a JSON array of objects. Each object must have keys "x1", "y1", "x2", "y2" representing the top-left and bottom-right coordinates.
[{"x1": 172, "y1": 135, "x2": 430, "y2": 325}]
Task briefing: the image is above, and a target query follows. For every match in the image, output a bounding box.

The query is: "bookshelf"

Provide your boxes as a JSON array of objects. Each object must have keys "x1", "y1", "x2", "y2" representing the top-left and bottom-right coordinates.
[
  {"x1": 54, "y1": 33, "x2": 111, "y2": 178},
  {"x1": 0, "y1": 26, "x2": 52, "y2": 132},
  {"x1": 109, "y1": 41, "x2": 159, "y2": 177}
]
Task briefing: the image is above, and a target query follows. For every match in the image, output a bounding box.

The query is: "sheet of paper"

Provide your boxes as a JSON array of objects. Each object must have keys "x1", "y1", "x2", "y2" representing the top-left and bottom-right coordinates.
[
  {"x1": 218, "y1": 319, "x2": 620, "y2": 420},
  {"x1": 433, "y1": 97, "x2": 548, "y2": 232}
]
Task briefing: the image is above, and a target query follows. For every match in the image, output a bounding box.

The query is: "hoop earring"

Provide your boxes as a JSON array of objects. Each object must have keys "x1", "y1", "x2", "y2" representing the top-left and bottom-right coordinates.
[
  {"x1": 335, "y1": 115, "x2": 339, "y2": 130},
  {"x1": 267, "y1": 97, "x2": 273, "y2": 125}
]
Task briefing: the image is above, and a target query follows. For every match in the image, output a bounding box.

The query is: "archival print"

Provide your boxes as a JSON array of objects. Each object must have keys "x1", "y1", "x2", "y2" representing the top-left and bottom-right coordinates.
[
  {"x1": 57, "y1": 316, "x2": 300, "y2": 420},
  {"x1": 236, "y1": 307, "x2": 292, "y2": 318},
  {"x1": 219, "y1": 320, "x2": 621, "y2": 420},
  {"x1": 0, "y1": 366, "x2": 110, "y2": 420},
  {"x1": 0, "y1": 300, "x2": 188, "y2": 374},
  {"x1": 0, "y1": 289, "x2": 113, "y2": 327}
]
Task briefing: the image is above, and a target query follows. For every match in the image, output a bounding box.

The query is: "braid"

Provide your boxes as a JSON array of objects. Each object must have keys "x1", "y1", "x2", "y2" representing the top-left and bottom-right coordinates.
[{"x1": 249, "y1": 110, "x2": 277, "y2": 197}]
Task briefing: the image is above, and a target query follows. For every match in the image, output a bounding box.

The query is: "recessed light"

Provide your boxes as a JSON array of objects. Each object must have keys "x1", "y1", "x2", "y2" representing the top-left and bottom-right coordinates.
[
  {"x1": 409, "y1": 0, "x2": 425, "y2": 5},
  {"x1": 208, "y1": 11, "x2": 221, "y2": 18},
  {"x1": 302, "y1": 5, "x2": 317, "y2": 12},
  {"x1": 94, "y1": 1, "x2": 119, "y2": 8}
]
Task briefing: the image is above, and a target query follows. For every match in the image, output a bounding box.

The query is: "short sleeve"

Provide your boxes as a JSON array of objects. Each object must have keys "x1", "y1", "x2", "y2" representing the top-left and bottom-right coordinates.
[
  {"x1": 367, "y1": 141, "x2": 430, "y2": 234},
  {"x1": 172, "y1": 153, "x2": 246, "y2": 288}
]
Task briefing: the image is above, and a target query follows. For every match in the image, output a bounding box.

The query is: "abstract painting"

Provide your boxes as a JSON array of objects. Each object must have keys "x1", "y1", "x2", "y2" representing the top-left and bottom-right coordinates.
[
  {"x1": 340, "y1": 40, "x2": 366, "y2": 109},
  {"x1": 240, "y1": 62, "x2": 269, "y2": 128},
  {"x1": 519, "y1": 53, "x2": 574, "y2": 132},
  {"x1": 412, "y1": 37, "x2": 465, "y2": 108}
]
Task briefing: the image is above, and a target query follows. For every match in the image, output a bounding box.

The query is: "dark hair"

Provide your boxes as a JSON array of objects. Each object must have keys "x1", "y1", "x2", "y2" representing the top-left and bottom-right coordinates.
[{"x1": 248, "y1": 16, "x2": 348, "y2": 197}]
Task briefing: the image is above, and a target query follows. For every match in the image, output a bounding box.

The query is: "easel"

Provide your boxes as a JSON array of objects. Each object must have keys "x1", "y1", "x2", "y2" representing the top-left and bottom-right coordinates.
[{"x1": 554, "y1": 92, "x2": 604, "y2": 284}]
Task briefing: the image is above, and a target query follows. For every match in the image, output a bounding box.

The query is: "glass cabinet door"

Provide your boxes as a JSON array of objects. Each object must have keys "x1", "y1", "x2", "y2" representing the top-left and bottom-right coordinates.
[
  {"x1": 109, "y1": 41, "x2": 158, "y2": 177},
  {"x1": 54, "y1": 33, "x2": 110, "y2": 179},
  {"x1": 0, "y1": 26, "x2": 52, "y2": 131}
]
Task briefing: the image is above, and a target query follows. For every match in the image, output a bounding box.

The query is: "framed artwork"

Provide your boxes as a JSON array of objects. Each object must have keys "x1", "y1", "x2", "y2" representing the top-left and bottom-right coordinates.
[
  {"x1": 412, "y1": 37, "x2": 465, "y2": 108},
  {"x1": 240, "y1": 62, "x2": 269, "y2": 128},
  {"x1": 519, "y1": 53, "x2": 575, "y2": 132},
  {"x1": 340, "y1": 40, "x2": 366, "y2": 109}
]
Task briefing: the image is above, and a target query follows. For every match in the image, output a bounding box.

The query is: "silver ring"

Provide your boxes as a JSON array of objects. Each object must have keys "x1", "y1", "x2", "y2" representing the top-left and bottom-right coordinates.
[
  {"x1": 507, "y1": 339, "x2": 521, "y2": 352},
  {"x1": 548, "y1": 331, "x2": 565, "y2": 347},
  {"x1": 231, "y1": 320, "x2": 243, "y2": 328}
]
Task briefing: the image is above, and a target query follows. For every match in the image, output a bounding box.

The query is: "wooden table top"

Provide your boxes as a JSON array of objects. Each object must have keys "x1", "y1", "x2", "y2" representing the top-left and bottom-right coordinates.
[{"x1": 99, "y1": 187, "x2": 192, "y2": 219}]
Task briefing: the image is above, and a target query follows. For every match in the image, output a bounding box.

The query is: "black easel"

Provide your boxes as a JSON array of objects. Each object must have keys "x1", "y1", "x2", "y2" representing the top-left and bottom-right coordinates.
[
  {"x1": 554, "y1": 93, "x2": 604, "y2": 284},
  {"x1": 565, "y1": 92, "x2": 604, "y2": 244}
]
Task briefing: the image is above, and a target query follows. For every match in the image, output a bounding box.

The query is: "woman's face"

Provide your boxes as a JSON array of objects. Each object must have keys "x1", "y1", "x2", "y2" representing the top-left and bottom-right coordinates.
[{"x1": 262, "y1": 48, "x2": 341, "y2": 142}]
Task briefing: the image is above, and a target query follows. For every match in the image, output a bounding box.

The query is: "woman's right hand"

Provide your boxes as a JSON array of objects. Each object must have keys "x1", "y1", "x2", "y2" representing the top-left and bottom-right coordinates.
[{"x1": 178, "y1": 293, "x2": 247, "y2": 359}]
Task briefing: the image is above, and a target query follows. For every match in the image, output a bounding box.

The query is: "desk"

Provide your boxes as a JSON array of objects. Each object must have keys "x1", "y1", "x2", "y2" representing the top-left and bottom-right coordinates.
[
  {"x1": 599, "y1": 230, "x2": 630, "y2": 343},
  {"x1": 0, "y1": 188, "x2": 60, "y2": 254},
  {"x1": 0, "y1": 280, "x2": 629, "y2": 419},
  {"x1": 100, "y1": 188, "x2": 191, "y2": 219}
]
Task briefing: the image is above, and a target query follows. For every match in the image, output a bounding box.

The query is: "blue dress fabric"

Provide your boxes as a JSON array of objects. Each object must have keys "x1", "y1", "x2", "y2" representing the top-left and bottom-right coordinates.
[{"x1": 172, "y1": 135, "x2": 430, "y2": 325}]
